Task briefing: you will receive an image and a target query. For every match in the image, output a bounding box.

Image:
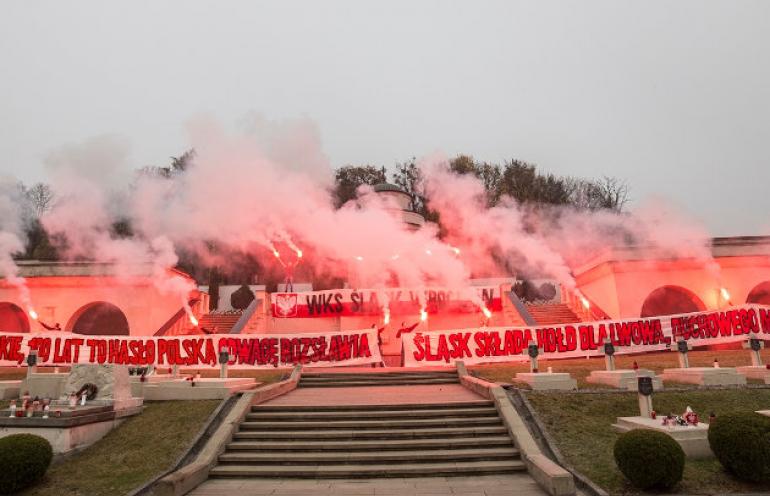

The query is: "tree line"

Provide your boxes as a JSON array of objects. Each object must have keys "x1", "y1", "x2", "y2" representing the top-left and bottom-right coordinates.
[{"x1": 14, "y1": 151, "x2": 628, "y2": 306}]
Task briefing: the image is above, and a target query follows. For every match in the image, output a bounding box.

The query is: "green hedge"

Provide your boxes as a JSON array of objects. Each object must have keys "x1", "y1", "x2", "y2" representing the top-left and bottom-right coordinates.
[
  {"x1": 708, "y1": 412, "x2": 770, "y2": 483},
  {"x1": 614, "y1": 429, "x2": 684, "y2": 490},
  {"x1": 0, "y1": 434, "x2": 53, "y2": 493}
]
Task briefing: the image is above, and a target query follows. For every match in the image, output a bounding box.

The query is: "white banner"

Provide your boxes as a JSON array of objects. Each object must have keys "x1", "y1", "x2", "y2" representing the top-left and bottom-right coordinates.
[
  {"x1": 0, "y1": 329, "x2": 381, "y2": 369},
  {"x1": 403, "y1": 304, "x2": 770, "y2": 366}
]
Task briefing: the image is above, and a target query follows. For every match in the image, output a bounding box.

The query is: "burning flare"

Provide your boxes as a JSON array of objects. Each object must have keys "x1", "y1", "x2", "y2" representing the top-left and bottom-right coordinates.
[
  {"x1": 28, "y1": 309, "x2": 38, "y2": 320},
  {"x1": 189, "y1": 314, "x2": 199, "y2": 326},
  {"x1": 273, "y1": 250, "x2": 280, "y2": 258},
  {"x1": 383, "y1": 309, "x2": 391, "y2": 325},
  {"x1": 580, "y1": 296, "x2": 590, "y2": 310},
  {"x1": 720, "y1": 287, "x2": 731, "y2": 301},
  {"x1": 420, "y1": 308, "x2": 428, "y2": 322},
  {"x1": 296, "y1": 249, "x2": 303, "y2": 258},
  {"x1": 481, "y1": 306, "x2": 492, "y2": 319}
]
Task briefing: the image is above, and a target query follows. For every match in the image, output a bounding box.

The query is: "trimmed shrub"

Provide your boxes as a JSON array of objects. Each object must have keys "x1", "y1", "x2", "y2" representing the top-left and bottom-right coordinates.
[
  {"x1": 708, "y1": 412, "x2": 770, "y2": 483},
  {"x1": 614, "y1": 429, "x2": 684, "y2": 490},
  {"x1": 0, "y1": 434, "x2": 53, "y2": 493}
]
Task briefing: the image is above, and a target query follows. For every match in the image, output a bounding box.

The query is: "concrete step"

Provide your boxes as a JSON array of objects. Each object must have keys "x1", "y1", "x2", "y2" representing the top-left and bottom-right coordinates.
[
  {"x1": 252, "y1": 401, "x2": 493, "y2": 413},
  {"x1": 233, "y1": 425, "x2": 508, "y2": 440},
  {"x1": 239, "y1": 417, "x2": 503, "y2": 430},
  {"x1": 241, "y1": 417, "x2": 502, "y2": 431},
  {"x1": 219, "y1": 448, "x2": 519, "y2": 465},
  {"x1": 246, "y1": 406, "x2": 498, "y2": 421},
  {"x1": 226, "y1": 435, "x2": 515, "y2": 452},
  {"x1": 299, "y1": 378, "x2": 458, "y2": 387},
  {"x1": 208, "y1": 459, "x2": 526, "y2": 478}
]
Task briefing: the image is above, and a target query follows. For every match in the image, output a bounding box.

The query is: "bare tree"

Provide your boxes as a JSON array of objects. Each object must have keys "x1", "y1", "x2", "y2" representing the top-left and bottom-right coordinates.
[{"x1": 25, "y1": 182, "x2": 54, "y2": 218}]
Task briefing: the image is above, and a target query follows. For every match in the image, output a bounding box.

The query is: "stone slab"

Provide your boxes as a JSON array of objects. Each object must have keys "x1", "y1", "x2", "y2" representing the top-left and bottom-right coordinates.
[
  {"x1": 0, "y1": 380, "x2": 21, "y2": 399},
  {"x1": 142, "y1": 378, "x2": 258, "y2": 400},
  {"x1": 659, "y1": 367, "x2": 747, "y2": 386},
  {"x1": 586, "y1": 369, "x2": 663, "y2": 391},
  {"x1": 514, "y1": 373, "x2": 577, "y2": 391},
  {"x1": 21, "y1": 373, "x2": 68, "y2": 398},
  {"x1": 736, "y1": 366, "x2": 770, "y2": 383},
  {"x1": 613, "y1": 416, "x2": 712, "y2": 458}
]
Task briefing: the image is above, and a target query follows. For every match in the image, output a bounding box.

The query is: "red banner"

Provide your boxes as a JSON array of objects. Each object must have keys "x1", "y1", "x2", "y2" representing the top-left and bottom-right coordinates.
[
  {"x1": 403, "y1": 304, "x2": 770, "y2": 366},
  {"x1": 0, "y1": 329, "x2": 381, "y2": 369},
  {"x1": 271, "y1": 286, "x2": 503, "y2": 318}
]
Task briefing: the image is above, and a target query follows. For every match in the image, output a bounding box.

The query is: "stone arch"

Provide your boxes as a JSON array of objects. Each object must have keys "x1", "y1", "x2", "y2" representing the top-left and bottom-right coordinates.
[
  {"x1": 746, "y1": 281, "x2": 770, "y2": 306},
  {"x1": 67, "y1": 301, "x2": 129, "y2": 335},
  {"x1": 640, "y1": 285, "x2": 706, "y2": 317},
  {"x1": 0, "y1": 302, "x2": 30, "y2": 333}
]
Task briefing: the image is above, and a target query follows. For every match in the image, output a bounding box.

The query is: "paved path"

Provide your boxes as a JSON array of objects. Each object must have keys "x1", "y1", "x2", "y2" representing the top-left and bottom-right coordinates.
[
  {"x1": 260, "y1": 384, "x2": 483, "y2": 407},
  {"x1": 189, "y1": 474, "x2": 548, "y2": 496}
]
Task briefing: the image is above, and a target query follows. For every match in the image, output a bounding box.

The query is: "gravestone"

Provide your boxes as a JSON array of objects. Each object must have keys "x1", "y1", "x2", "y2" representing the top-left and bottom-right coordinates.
[
  {"x1": 61, "y1": 364, "x2": 142, "y2": 414},
  {"x1": 514, "y1": 341, "x2": 577, "y2": 391},
  {"x1": 586, "y1": 339, "x2": 663, "y2": 390},
  {"x1": 637, "y1": 376, "x2": 653, "y2": 418},
  {"x1": 613, "y1": 376, "x2": 712, "y2": 458}
]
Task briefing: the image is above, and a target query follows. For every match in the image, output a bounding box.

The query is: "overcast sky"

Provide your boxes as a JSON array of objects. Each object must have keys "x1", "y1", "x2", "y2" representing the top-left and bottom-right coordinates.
[{"x1": 1, "y1": 1, "x2": 768, "y2": 236}]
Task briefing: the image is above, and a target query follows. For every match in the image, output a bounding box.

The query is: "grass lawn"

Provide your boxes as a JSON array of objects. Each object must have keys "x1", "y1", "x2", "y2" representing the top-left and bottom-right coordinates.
[
  {"x1": 19, "y1": 400, "x2": 220, "y2": 496},
  {"x1": 526, "y1": 389, "x2": 770, "y2": 495},
  {"x1": 470, "y1": 348, "x2": 770, "y2": 388}
]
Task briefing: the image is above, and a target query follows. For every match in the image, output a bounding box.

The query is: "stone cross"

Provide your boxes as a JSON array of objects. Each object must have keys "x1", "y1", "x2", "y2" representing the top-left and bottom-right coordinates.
[
  {"x1": 673, "y1": 337, "x2": 692, "y2": 368},
  {"x1": 219, "y1": 348, "x2": 230, "y2": 379},
  {"x1": 743, "y1": 332, "x2": 765, "y2": 367},
  {"x1": 637, "y1": 376, "x2": 654, "y2": 418},
  {"x1": 26, "y1": 350, "x2": 38, "y2": 377},
  {"x1": 523, "y1": 341, "x2": 544, "y2": 373},
  {"x1": 601, "y1": 338, "x2": 616, "y2": 371}
]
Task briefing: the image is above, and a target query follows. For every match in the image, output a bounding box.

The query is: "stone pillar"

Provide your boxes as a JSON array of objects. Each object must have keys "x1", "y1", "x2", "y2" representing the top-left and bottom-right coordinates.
[
  {"x1": 743, "y1": 333, "x2": 765, "y2": 367},
  {"x1": 602, "y1": 339, "x2": 616, "y2": 372},
  {"x1": 675, "y1": 339, "x2": 691, "y2": 368},
  {"x1": 219, "y1": 349, "x2": 229, "y2": 379},
  {"x1": 637, "y1": 376, "x2": 654, "y2": 418},
  {"x1": 522, "y1": 341, "x2": 543, "y2": 373}
]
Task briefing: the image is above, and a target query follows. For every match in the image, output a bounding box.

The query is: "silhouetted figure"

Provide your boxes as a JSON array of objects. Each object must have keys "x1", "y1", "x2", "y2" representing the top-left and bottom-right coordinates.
[{"x1": 39, "y1": 321, "x2": 61, "y2": 331}]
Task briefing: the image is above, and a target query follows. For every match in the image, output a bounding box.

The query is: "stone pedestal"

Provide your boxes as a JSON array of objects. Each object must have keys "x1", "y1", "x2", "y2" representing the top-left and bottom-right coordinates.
[
  {"x1": 514, "y1": 372, "x2": 577, "y2": 391},
  {"x1": 141, "y1": 378, "x2": 258, "y2": 400},
  {"x1": 21, "y1": 373, "x2": 68, "y2": 398},
  {"x1": 736, "y1": 366, "x2": 770, "y2": 384},
  {"x1": 586, "y1": 369, "x2": 663, "y2": 391},
  {"x1": 613, "y1": 416, "x2": 712, "y2": 458},
  {"x1": 0, "y1": 381, "x2": 21, "y2": 399},
  {"x1": 62, "y1": 365, "x2": 143, "y2": 415},
  {"x1": 659, "y1": 367, "x2": 746, "y2": 386}
]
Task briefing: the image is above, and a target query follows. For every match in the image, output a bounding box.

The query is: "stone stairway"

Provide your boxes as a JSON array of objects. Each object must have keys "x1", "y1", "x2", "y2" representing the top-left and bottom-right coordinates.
[
  {"x1": 209, "y1": 400, "x2": 525, "y2": 478},
  {"x1": 298, "y1": 371, "x2": 459, "y2": 388},
  {"x1": 526, "y1": 303, "x2": 581, "y2": 325}
]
